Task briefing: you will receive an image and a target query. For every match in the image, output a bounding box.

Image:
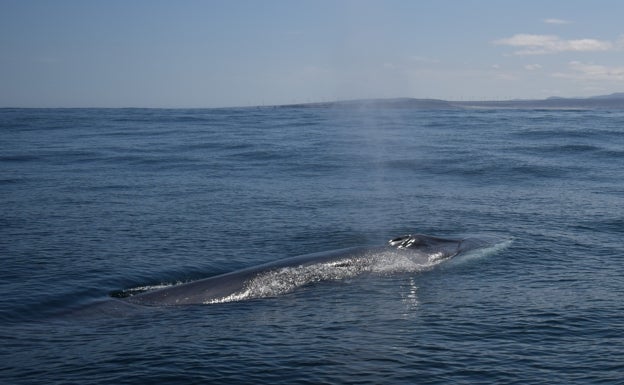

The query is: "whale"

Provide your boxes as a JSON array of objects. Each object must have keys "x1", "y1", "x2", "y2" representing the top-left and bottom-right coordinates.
[{"x1": 122, "y1": 234, "x2": 497, "y2": 306}]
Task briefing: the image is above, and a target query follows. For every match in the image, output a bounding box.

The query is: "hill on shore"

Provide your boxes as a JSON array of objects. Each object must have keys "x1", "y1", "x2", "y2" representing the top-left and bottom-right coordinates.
[{"x1": 281, "y1": 93, "x2": 624, "y2": 110}]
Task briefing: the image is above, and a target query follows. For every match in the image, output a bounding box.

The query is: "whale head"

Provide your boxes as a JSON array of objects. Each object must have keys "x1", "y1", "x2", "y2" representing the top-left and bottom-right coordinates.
[
  {"x1": 389, "y1": 233, "x2": 458, "y2": 248},
  {"x1": 388, "y1": 233, "x2": 477, "y2": 261},
  {"x1": 389, "y1": 233, "x2": 497, "y2": 258}
]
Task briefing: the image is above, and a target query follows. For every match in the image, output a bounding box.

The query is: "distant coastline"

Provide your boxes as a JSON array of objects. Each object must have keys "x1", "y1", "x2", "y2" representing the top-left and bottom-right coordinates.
[
  {"x1": 3, "y1": 93, "x2": 624, "y2": 110},
  {"x1": 280, "y1": 92, "x2": 624, "y2": 110}
]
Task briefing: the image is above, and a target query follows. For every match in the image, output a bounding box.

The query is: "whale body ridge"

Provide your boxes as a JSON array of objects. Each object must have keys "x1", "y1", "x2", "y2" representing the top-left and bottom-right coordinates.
[{"x1": 121, "y1": 233, "x2": 497, "y2": 306}]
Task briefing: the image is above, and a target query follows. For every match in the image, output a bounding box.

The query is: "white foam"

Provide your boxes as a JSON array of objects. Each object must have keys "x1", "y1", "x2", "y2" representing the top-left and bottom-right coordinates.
[
  {"x1": 450, "y1": 239, "x2": 513, "y2": 265},
  {"x1": 368, "y1": 250, "x2": 444, "y2": 274},
  {"x1": 203, "y1": 251, "x2": 448, "y2": 304},
  {"x1": 122, "y1": 281, "x2": 182, "y2": 297}
]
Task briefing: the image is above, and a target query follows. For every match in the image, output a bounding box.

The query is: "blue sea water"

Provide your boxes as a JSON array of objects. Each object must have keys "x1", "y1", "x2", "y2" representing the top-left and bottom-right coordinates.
[{"x1": 1, "y1": 107, "x2": 623, "y2": 384}]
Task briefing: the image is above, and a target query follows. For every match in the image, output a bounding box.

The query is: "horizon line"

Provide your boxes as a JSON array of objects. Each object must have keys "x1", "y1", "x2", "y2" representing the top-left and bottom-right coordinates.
[{"x1": 2, "y1": 92, "x2": 623, "y2": 110}]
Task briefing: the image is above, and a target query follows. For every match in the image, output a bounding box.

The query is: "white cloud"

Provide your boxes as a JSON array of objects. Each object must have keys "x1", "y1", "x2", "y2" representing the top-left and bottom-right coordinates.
[
  {"x1": 553, "y1": 61, "x2": 624, "y2": 81},
  {"x1": 543, "y1": 18, "x2": 571, "y2": 25},
  {"x1": 524, "y1": 64, "x2": 542, "y2": 71},
  {"x1": 567, "y1": 39, "x2": 613, "y2": 51},
  {"x1": 494, "y1": 34, "x2": 614, "y2": 55}
]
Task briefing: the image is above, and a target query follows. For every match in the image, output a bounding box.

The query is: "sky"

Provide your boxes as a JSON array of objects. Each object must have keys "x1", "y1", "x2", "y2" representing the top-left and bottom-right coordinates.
[{"x1": 1, "y1": 0, "x2": 623, "y2": 108}]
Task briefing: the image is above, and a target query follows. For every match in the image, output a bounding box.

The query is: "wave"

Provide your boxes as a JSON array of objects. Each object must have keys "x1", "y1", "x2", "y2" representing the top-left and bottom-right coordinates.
[{"x1": 384, "y1": 157, "x2": 576, "y2": 181}]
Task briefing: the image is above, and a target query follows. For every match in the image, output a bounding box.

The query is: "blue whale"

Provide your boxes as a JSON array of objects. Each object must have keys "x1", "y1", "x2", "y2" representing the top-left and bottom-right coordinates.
[{"x1": 122, "y1": 234, "x2": 496, "y2": 306}]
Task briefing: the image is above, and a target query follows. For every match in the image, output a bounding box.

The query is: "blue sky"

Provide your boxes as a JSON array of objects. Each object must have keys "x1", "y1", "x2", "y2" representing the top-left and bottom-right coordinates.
[{"x1": 1, "y1": 0, "x2": 623, "y2": 107}]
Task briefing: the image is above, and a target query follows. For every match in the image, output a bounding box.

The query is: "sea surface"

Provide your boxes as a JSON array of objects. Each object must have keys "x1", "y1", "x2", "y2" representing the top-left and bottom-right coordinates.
[{"x1": 1, "y1": 106, "x2": 623, "y2": 384}]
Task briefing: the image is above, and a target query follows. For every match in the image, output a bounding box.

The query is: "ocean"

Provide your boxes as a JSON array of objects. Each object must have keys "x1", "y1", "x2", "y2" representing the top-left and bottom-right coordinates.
[{"x1": 1, "y1": 106, "x2": 623, "y2": 384}]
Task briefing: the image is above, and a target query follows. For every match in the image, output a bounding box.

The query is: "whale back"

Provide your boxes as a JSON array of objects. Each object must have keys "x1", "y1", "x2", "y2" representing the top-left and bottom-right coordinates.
[{"x1": 125, "y1": 234, "x2": 490, "y2": 306}]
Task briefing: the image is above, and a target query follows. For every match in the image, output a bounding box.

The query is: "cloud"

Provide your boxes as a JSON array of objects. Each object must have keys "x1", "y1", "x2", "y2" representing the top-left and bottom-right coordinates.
[
  {"x1": 543, "y1": 18, "x2": 571, "y2": 25},
  {"x1": 494, "y1": 34, "x2": 614, "y2": 55},
  {"x1": 524, "y1": 64, "x2": 542, "y2": 70},
  {"x1": 553, "y1": 61, "x2": 624, "y2": 81}
]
